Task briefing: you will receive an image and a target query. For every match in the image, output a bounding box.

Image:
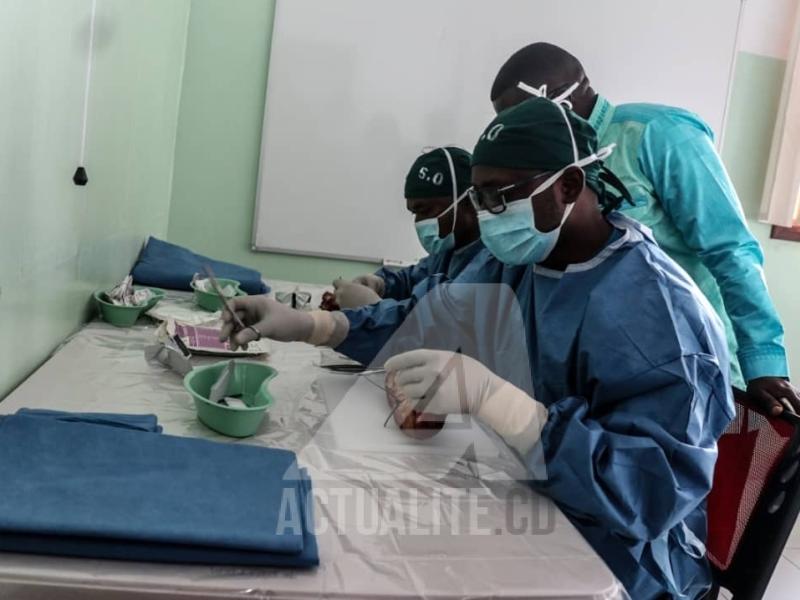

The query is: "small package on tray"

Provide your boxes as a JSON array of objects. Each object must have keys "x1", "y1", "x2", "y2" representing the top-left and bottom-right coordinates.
[{"x1": 174, "y1": 323, "x2": 270, "y2": 357}]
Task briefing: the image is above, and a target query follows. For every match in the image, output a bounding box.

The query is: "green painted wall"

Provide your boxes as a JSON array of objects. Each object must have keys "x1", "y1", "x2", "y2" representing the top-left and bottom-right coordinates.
[
  {"x1": 0, "y1": 0, "x2": 190, "y2": 398},
  {"x1": 168, "y1": 0, "x2": 377, "y2": 285},
  {"x1": 723, "y1": 51, "x2": 800, "y2": 379}
]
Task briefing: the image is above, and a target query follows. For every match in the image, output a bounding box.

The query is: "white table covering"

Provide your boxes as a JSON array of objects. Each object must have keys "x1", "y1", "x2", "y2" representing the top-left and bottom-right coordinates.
[{"x1": 0, "y1": 282, "x2": 624, "y2": 599}]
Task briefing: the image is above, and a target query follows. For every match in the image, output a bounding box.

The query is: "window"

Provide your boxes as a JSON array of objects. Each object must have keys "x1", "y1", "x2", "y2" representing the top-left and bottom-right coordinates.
[{"x1": 761, "y1": 7, "x2": 800, "y2": 241}]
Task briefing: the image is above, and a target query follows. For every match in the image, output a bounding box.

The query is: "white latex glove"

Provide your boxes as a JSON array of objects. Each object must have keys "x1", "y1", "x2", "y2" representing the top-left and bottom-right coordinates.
[
  {"x1": 384, "y1": 349, "x2": 548, "y2": 455},
  {"x1": 352, "y1": 273, "x2": 385, "y2": 297},
  {"x1": 220, "y1": 296, "x2": 348, "y2": 349},
  {"x1": 333, "y1": 278, "x2": 382, "y2": 309}
]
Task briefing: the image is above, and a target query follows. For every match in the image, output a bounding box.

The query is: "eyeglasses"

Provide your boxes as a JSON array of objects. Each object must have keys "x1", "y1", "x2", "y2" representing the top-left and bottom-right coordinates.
[{"x1": 468, "y1": 172, "x2": 552, "y2": 215}]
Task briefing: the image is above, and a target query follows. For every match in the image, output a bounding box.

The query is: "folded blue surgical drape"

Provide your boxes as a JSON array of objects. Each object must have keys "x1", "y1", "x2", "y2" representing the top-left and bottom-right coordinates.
[
  {"x1": 0, "y1": 412, "x2": 317, "y2": 567},
  {"x1": 131, "y1": 237, "x2": 269, "y2": 295}
]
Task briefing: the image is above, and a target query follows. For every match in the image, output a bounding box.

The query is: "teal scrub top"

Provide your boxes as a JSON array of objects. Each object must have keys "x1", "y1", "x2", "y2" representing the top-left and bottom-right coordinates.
[{"x1": 589, "y1": 96, "x2": 788, "y2": 388}]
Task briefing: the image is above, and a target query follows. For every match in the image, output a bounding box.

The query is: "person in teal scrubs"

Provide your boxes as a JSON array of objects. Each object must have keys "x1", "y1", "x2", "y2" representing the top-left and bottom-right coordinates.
[{"x1": 489, "y1": 42, "x2": 799, "y2": 415}]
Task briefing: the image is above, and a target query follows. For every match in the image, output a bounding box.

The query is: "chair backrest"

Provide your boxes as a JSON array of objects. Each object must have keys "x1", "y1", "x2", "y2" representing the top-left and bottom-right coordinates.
[{"x1": 706, "y1": 394, "x2": 800, "y2": 599}]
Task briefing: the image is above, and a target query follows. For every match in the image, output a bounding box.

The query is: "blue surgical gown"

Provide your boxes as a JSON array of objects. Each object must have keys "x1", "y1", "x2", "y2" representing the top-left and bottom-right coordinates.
[
  {"x1": 375, "y1": 239, "x2": 484, "y2": 300},
  {"x1": 337, "y1": 214, "x2": 735, "y2": 599}
]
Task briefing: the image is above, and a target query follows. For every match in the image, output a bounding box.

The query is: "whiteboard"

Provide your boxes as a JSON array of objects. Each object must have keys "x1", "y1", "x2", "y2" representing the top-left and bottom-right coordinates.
[{"x1": 253, "y1": 0, "x2": 743, "y2": 263}]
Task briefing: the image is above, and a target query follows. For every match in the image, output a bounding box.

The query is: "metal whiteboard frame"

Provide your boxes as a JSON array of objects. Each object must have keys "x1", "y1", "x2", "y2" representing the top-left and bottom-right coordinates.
[{"x1": 717, "y1": 0, "x2": 748, "y2": 152}]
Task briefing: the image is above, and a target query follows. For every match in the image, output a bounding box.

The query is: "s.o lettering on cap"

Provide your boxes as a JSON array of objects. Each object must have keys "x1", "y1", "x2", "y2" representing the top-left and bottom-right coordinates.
[{"x1": 481, "y1": 123, "x2": 504, "y2": 142}]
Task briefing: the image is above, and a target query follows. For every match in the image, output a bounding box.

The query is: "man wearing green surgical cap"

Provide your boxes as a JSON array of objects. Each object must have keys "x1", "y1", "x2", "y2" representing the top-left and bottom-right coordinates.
[
  {"x1": 333, "y1": 146, "x2": 482, "y2": 308},
  {"x1": 220, "y1": 97, "x2": 736, "y2": 599},
  {"x1": 383, "y1": 97, "x2": 735, "y2": 600},
  {"x1": 490, "y1": 42, "x2": 800, "y2": 417}
]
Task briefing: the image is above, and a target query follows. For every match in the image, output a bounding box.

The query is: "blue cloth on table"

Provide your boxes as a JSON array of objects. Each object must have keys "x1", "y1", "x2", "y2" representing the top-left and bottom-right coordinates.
[
  {"x1": 0, "y1": 414, "x2": 317, "y2": 567},
  {"x1": 131, "y1": 237, "x2": 269, "y2": 295},
  {"x1": 14, "y1": 409, "x2": 162, "y2": 433}
]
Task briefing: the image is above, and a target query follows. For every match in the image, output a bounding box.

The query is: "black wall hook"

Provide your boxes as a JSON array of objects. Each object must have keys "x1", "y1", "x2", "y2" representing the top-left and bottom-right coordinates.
[{"x1": 73, "y1": 166, "x2": 88, "y2": 186}]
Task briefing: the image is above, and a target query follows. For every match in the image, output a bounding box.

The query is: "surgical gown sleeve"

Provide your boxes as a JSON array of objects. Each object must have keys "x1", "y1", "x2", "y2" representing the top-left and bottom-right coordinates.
[
  {"x1": 335, "y1": 275, "x2": 448, "y2": 366},
  {"x1": 374, "y1": 254, "x2": 441, "y2": 301},
  {"x1": 534, "y1": 355, "x2": 730, "y2": 539},
  {"x1": 336, "y1": 249, "x2": 517, "y2": 368},
  {"x1": 638, "y1": 113, "x2": 788, "y2": 382}
]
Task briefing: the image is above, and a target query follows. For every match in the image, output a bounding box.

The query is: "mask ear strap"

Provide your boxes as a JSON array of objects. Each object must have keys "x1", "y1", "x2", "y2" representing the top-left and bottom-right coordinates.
[
  {"x1": 595, "y1": 143, "x2": 615, "y2": 161},
  {"x1": 551, "y1": 81, "x2": 580, "y2": 110},
  {"x1": 551, "y1": 100, "x2": 579, "y2": 164},
  {"x1": 517, "y1": 81, "x2": 548, "y2": 98},
  {"x1": 517, "y1": 80, "x2": 579, "y2": 109},
  {"x1": 440, "y1": 147, "x2": 459, "y2": 234}
]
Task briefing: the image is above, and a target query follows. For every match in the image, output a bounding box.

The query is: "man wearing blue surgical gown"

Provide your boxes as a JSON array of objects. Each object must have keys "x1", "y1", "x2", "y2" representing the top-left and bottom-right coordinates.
[{"x1": 222, "y1": 98, "x2": 735, "y2": 599}]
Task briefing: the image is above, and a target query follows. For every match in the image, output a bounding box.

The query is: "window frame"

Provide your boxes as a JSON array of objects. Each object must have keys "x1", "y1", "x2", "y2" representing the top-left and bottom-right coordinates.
[{"x1": 761, "y1": 7, "x2": 800, "y2": 239}]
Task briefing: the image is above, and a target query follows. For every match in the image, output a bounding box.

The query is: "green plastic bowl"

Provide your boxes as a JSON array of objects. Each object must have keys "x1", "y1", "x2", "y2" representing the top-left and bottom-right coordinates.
[
  {"x1": 184, "y1": 361, "x2": 277, "y2": 438},
  {"x1": 94, "y1": 287, "x2": 165, "y2": 327},
  {"x1": 191, "y1": 279, "x2": 245, "y2": 312}
]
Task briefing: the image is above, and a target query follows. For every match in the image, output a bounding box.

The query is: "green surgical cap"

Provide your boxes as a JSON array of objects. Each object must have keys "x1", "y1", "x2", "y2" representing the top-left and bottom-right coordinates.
[
  {"x1": 472, "y1": 97, "x2": 604, "y2": 194},
  {"x1": 404, "y1": 147, "x2": 472, "y2": 199}
]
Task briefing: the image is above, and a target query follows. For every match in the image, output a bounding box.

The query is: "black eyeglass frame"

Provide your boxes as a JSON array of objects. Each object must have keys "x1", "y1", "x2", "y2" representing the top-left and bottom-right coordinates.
[{"x1": 468, "y1": 171, "x2": 552, "y2": 215}]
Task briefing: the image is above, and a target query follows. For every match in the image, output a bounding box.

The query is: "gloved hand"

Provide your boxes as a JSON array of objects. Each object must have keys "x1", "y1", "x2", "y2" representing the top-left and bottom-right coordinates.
[
  {"x1": 384, "y1": 349, "x2": 548, "y2": 454},
  {"x1": 333, "y1": 278, "x2": 382, "y2": 309},
  {"x1": 352, "y1": 273, "x2": 385, "y2": 297},
  {"x1": 747, "y1": 377, "x2": 800, "y2": 416},
  {"x1": 219, "y1": 295, "x2": 313, "y2": 349}
]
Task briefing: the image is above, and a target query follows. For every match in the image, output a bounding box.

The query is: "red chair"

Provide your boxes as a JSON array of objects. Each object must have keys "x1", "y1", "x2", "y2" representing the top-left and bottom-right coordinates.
[{"x1": 705, "y1": 392, "x2": 800, "y2": 599}]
